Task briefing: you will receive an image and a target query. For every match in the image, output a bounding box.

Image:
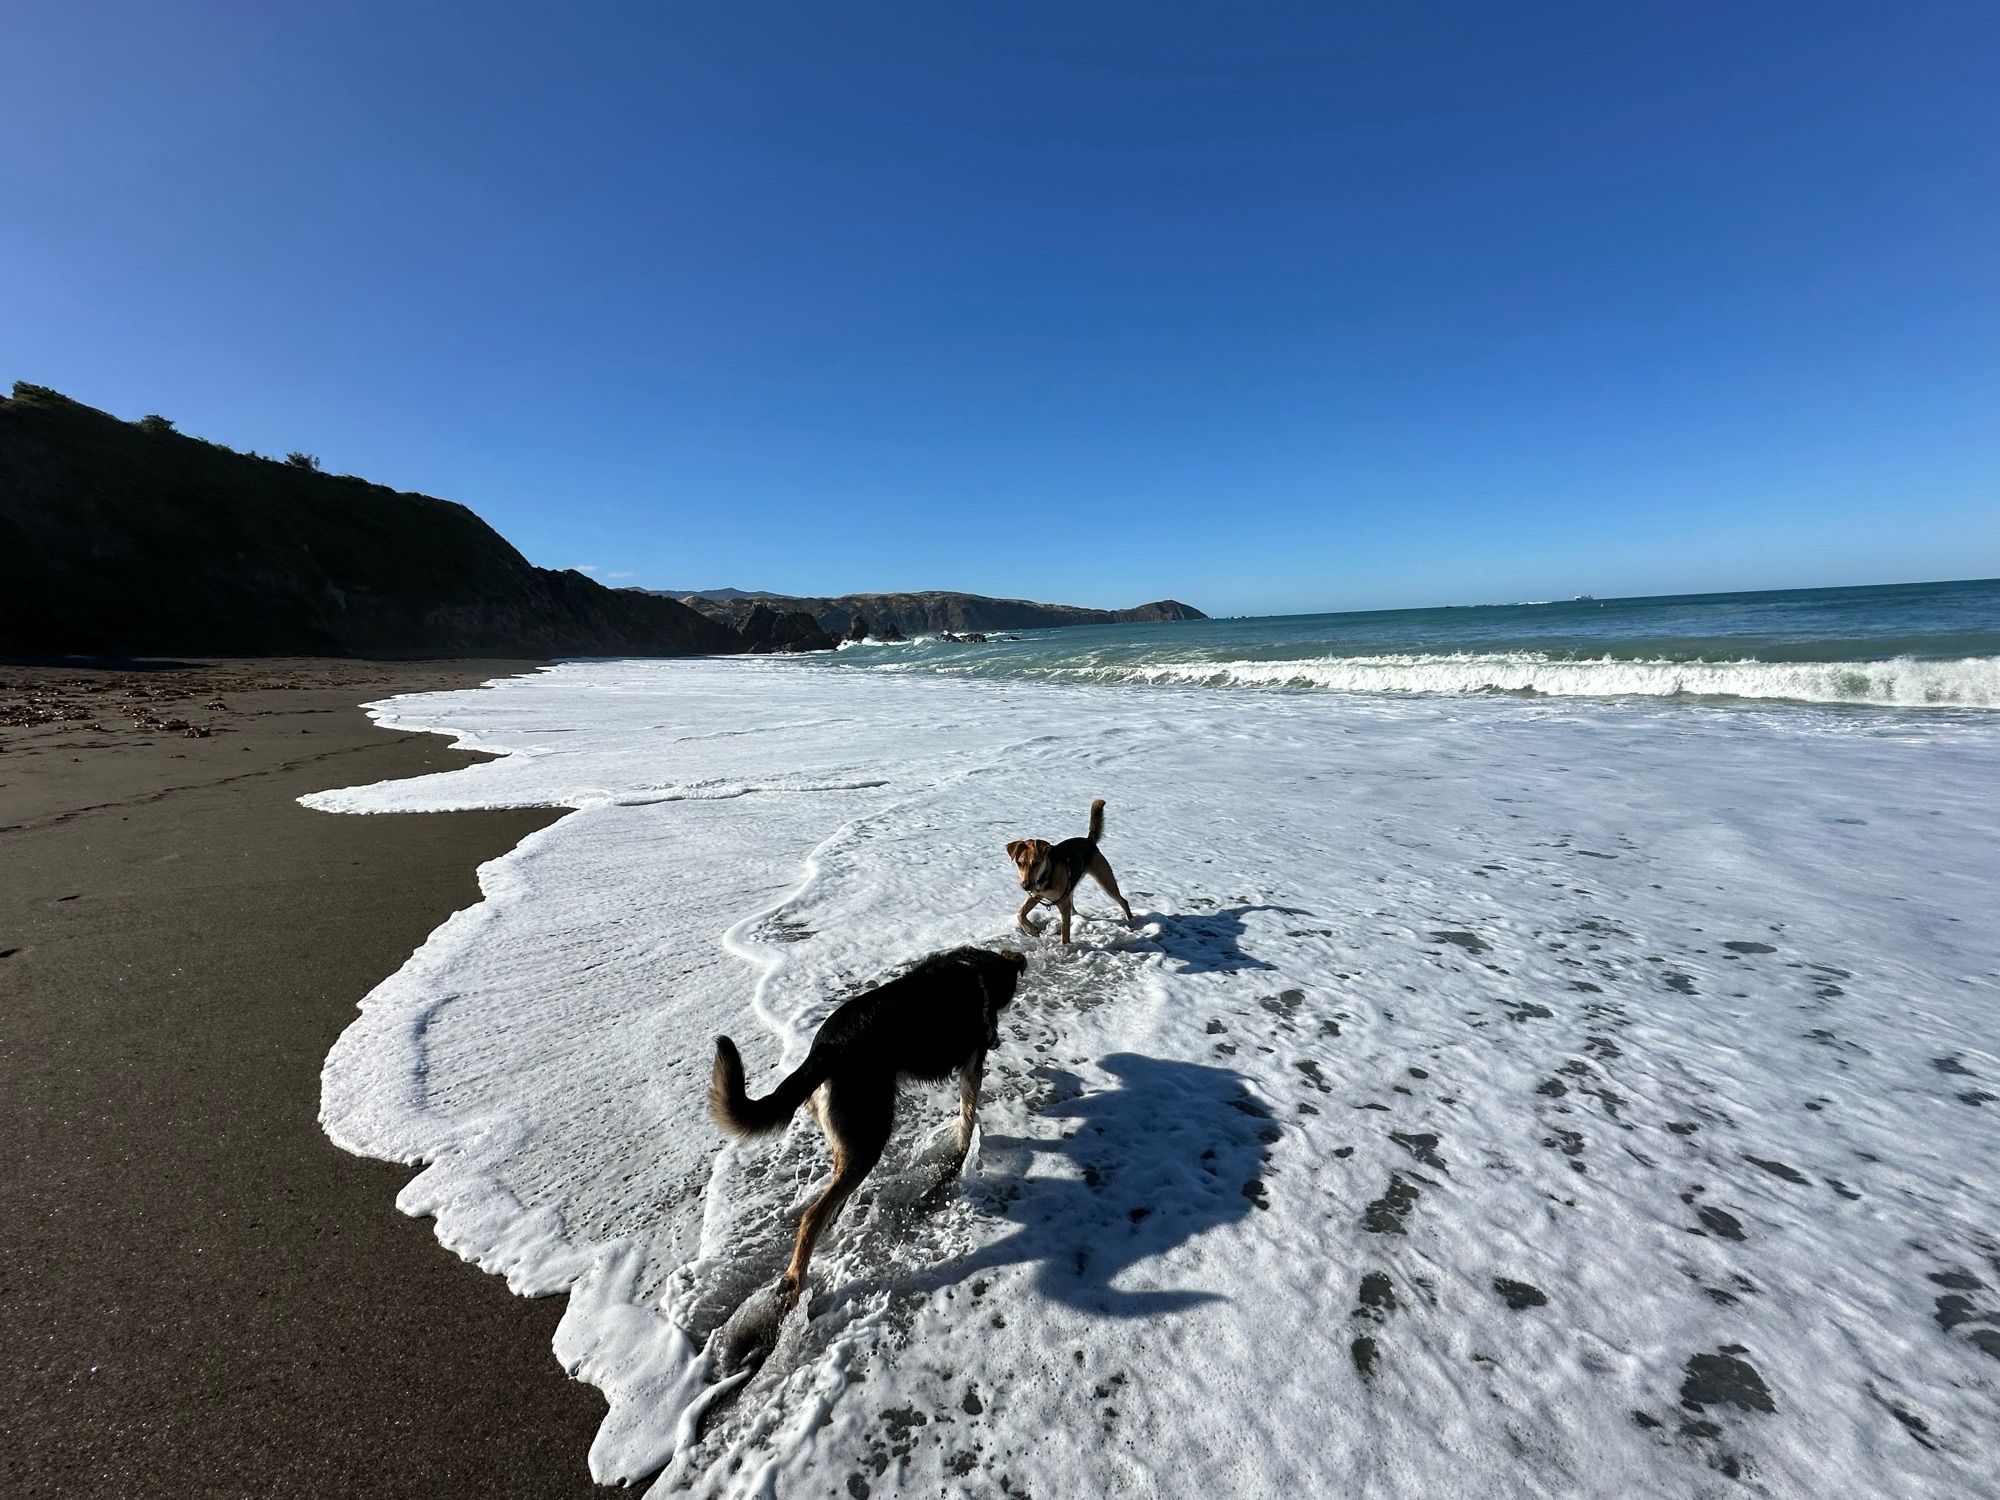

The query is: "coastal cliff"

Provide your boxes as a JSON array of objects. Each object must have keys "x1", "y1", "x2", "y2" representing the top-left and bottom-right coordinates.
[{"x1": 0, "y1": 386, "x2": 738, "y2": 659}]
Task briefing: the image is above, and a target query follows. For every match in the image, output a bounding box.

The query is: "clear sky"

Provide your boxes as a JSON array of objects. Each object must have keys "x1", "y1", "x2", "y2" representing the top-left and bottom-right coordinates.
[{"x1": 5, "y1": 2, "x2": 1995, "y2": 616}]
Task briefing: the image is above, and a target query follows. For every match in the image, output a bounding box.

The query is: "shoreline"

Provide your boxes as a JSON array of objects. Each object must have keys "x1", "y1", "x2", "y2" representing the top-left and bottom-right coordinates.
[{"x1": 0, "y1": 658, "x2": 613, "y2": 1497}]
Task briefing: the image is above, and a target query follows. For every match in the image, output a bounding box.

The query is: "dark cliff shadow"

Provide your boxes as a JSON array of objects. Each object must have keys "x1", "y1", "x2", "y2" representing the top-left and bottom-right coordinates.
[
  {"x1": 1149, "y1": 903, "x2": 1313, "y2": 974},
  {"x1": 912, "y1": 1053, "x2": 1278, "y2": 1317}
]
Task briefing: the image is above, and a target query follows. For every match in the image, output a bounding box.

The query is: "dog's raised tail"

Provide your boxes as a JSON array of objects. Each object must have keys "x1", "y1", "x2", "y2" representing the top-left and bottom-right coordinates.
[
  {"x1": 1087, "y1": 797, "x2": 1107, "y2": 844},
  {"x1": 709, "y1": 1037, "x2": 824, "y2": 1138}
]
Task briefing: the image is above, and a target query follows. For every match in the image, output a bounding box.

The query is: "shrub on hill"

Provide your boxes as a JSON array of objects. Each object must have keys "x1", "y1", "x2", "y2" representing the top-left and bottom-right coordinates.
[{"x1": 11, "y1": 381, "x2": 75, "y2": 405}]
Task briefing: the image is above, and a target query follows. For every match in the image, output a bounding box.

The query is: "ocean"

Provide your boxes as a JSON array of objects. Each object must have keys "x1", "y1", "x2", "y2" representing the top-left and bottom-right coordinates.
[
  {"x1": 302, "y1": 577, "x2": 2000, "y2": 1498},
  {"x1": 823, "y1": 576, "x2": 2000, "y2": 707}
]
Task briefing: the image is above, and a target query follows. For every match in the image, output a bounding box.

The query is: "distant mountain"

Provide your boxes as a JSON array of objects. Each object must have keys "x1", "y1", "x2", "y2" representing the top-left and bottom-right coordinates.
[
  {"x1": 657, "y1": 589, "x2": 1205, "y2": 639},
  {"x1": 665, "y1": 587, "x2": 793, "y2": 602},
  {"x1": 0, "y1": 384, "x2": 737, "y2": 659}
]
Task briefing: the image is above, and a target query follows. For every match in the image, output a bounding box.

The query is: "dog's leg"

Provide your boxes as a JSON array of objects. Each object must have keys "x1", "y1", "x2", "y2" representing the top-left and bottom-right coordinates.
[
  {"x1": 1088, "y1": 851, "x2": 1135, "y2": 926},
  {"x1": 775, "y1": 1082, "x2": 889, "y2": 1308},
  {"x1": 1057, "y1": 894, "x2": 1075, "y2": 945},
  {"x1": 1016, "y1": 893, "x2": 1043, "y2": 936},
  {"x1": 916, "y1": 1051, "x2": 987, "y2": 1210},
  {"x1": 777, "y1": 1151, "x2": 873, "y2": 1309},
  {"x1": 953, "y1": 1051, "x2": 986, "y2": 1167}
]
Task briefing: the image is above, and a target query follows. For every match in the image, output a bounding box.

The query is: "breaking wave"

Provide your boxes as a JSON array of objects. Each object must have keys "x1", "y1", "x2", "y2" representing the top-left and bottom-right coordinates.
[{"x1": 1037, "y1": 653, "x2": 2000, "y2": 707}]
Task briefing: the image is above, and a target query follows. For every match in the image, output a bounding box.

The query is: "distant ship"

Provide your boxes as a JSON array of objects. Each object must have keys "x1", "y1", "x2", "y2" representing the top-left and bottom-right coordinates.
[{"x1": 1573, "y1": 594, "x2": 1596, "y2": 602}]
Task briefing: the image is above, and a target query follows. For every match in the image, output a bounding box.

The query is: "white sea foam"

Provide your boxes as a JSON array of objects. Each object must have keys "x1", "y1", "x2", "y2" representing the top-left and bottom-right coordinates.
[
  {"x1": 305, "y1": 659, "x2": 2000, "y2": 1497},
  {"x1": 838, "y1": 633, "x2": 939, "y2": 650},
  {"x1": 1030, "y1": 651, "x2": 2000, "y2": 706}
]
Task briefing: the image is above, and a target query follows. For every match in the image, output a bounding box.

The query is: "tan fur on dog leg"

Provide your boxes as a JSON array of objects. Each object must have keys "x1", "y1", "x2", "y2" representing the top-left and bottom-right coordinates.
[{"x1": 1088, "y1": 850, "x2": 1134, "y2": 925}]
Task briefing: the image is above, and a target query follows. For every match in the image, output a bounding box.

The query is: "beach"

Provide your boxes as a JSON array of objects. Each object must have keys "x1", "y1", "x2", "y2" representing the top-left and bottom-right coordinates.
[
  {"x1": 10, "y1": 1, "x2": 1991, "y2": 1490},
  {"x1": 0, "y1": 659, "x2": 613, "y2": 1497},
  {"x1": 8, "y1": 615, "x2": 1997, "y2": 1498}
]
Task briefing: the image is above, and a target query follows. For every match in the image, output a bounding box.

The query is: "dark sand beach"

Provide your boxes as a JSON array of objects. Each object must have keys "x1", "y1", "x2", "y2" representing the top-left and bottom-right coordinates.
[{"x1": 0, "y1": 659, "x2": 612, "y2": 1497}]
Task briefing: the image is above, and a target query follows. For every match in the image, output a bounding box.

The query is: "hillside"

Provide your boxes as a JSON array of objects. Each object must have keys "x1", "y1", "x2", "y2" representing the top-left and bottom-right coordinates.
[
  {"x1": 0, "y1": 386, "x2": 738, "y2": 659},
  {"x1": 660, "y1": 587, "x2": 1205, "y2": 639},
  {"x1": 672, "y1": 587, "x2": 791, "y2": 603}
]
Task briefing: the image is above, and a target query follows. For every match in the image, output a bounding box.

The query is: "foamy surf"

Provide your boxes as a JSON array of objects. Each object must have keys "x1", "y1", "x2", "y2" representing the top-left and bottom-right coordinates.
[
  {"x1": 1030, "y1": 651, "x2": 2000, "y2": 706},
  {"x1": 304, "y1": 658, "x2": 2000, "y2": 1498}
]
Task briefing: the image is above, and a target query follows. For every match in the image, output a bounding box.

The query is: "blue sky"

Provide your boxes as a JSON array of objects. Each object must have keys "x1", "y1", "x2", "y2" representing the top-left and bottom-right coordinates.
[{"x1": 5, "y1": 2, "x2": 1995, "y2": 616}]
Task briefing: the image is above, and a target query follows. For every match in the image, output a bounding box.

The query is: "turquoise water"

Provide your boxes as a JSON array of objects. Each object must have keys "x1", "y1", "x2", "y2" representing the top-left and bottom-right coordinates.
[{"x1": 828, "y1": 578, "x2": 2000, "y2": 707}]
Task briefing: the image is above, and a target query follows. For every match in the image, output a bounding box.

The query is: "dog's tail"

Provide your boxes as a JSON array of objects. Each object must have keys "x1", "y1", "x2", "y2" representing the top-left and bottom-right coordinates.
[
  {"x1": 709, "y1": 1037, "x2": 827, "y2": 1138},
  {"x1": 1086, "y1": 797, "x2": 1107, "y2": 844}
]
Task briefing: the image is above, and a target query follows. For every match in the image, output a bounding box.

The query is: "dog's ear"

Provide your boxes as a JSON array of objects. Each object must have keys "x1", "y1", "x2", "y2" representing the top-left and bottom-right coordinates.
[
  {"x1": 999, "y1": 948, "x2": 1027, "y2": 971},
  {"x1": 1005, "y1": 839, "x2": 1028, "y2": 863}
]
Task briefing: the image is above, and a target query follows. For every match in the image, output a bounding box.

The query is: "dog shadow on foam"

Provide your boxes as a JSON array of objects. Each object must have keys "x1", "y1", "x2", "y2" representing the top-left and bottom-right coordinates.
[
  {"x1": 671, "y1": 1053, "x2": 1275, "y2": 1458},
  {"x1": 1139, "y1": 903, "x2": 1315, "y2": 975},
  {"x1": 906, "y1": 1052, "x2": 1278, "y2": 1317}
]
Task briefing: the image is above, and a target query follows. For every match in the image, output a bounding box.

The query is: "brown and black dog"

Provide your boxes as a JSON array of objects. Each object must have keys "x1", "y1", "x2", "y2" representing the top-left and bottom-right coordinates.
[
  {"x1": 1005, "y1": 797, "x2": 1135, "y2": 945},
  {"x1": 708, "y1": 946, "x2": 1028, "y2": 1307}
]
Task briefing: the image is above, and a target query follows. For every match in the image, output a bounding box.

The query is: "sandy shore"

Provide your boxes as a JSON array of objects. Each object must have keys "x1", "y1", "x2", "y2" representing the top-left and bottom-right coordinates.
[{"x1": 0, "y1": 659, "x2": 614, "y2": 1497}]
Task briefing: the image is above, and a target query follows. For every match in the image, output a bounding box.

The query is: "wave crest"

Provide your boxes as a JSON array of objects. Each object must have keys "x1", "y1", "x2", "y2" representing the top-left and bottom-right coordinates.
[{"x1": 1044, "y1": 653, "x2": 2000, "y2": 707}]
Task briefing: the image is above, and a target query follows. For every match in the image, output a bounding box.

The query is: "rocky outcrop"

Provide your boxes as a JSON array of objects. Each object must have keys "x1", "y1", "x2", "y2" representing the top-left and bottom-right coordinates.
[
  {"x1": 1113, "y1": 599, "x2": 1204, "y2": 623},
  {"x1": 670, "y1": 589, "x2": 1205, "y2": 640},
  {"x1": 0, "y1": 385, "x2": 741, "y2": 660},
  {"x1": 839, "y1": 613, "x2": 906, "y2": 645},
  {"x1": 738, "y1": 605, "x2": 837, "y2": 654}
]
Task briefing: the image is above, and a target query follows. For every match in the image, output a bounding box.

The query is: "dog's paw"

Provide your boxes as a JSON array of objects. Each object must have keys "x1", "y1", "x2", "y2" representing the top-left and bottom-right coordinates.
[
  {"x1": 919, "y1": 1155, "x2": 976, "y2": 1210},
  {"x1": 710, "y1": 1281, "x2": 789, "y2": 1377},
  {"x1": 913, "y1": 1120, "x2": 955, "y2": 1162}
]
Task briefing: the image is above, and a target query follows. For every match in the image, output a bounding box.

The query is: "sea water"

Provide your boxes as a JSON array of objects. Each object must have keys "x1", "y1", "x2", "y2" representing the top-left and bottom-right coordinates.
[
  {"x1": 833, "y1": 576, "x2": 2000, "y2": 707},
  {"x1": 303, "y1": 579, "x2": 2000, "y2": 1498}
]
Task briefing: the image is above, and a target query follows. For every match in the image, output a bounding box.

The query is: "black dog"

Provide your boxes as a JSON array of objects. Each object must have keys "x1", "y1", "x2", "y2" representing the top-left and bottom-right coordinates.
[{"x1": 709, "y1": 945, "x2": 1028, "y2": 1306}]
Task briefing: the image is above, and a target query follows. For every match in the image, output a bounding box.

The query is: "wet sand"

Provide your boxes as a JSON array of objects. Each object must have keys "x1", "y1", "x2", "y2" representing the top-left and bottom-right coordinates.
[{"x1": 0, "y1": 659, "x2": 614, "y2": 1497}]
